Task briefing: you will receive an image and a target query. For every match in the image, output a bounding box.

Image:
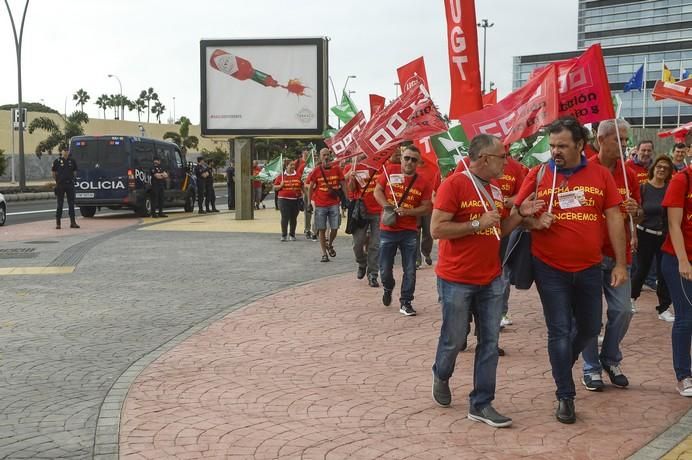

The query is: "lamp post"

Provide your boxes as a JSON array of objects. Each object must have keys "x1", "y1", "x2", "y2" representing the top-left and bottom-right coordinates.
[
  {"x1": 172, "y1": 96, "x2": 176, "y2": 122},
  {"x1": 107, "y1": 74, "x2": 122, "y2": 120},
  {"x1": 394, "y1": 82, "x2": 400, "y2": 98},
  {"x1": 477, "y1": 19, "x2": 494, "y2": 94},
  {"x1": 4, "y1": 0, "x2": 30, "y2": 190},
  {"x1": 341, "y1": 74, "x2": 356, "y2": 98}
]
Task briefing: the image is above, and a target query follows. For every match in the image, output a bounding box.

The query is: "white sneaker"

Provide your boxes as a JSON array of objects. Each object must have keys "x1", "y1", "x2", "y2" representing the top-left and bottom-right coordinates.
[
  {"x1": 658, "y1": 310, "x2": 675, "y2": 323},
  {"x1": 677, "y1": 377, "x2": 692, "y2": 397},
  {"x1": 500, "y1": 315, "x2": 512, "y2": 327},
  {"x1": 630, "y1": 299, "x2": 637, "y2": 313}
]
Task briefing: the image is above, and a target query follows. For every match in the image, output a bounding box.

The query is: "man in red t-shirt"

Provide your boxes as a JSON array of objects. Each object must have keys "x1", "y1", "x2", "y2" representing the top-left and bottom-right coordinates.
[
  {"x1": 580, "y1": 120, "x2": 642, "y2": 392},
  {"x1": 373, "y1": 145, "x2": 432, "y2": 316},
  {"x1": 306, "y1": 148, "x2": 345, "y2": 262},
  {"x1": 660, "y1": 165, "x2": 692, "y2": 396},
  {"x1": 626, "y1": 140, "x2": 654, "y2": 186},
  {"x1": 431, "y1": 134, "x2": 545, "y2": 428},
  {"x1": 345, "y1": 160, "x2": 382, "y2": 287},
  {"x1": 514, "y1": 117, "x2": 627, "y2": 424}
]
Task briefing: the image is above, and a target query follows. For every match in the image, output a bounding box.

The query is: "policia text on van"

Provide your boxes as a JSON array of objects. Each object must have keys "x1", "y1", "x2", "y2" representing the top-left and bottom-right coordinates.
[{"x1": 69, "y1": 136, "x2": 194, "y2": 217}]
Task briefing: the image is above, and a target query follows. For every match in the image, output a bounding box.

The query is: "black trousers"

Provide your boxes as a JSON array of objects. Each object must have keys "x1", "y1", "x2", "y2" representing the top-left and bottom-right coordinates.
[
  {"x1": 152, "y1": 185, "x2": 164, "y2": 215},
  {"x1": 227, "y1": 181, "x2": 235, "y2": 209},
  {"x1": 55, "y1": 183, "x2": 75, "y2": 220},
  {"x1": 197, "y1": 184, "x2": 206, "y2": 211},
  {"x1": 205, "y1": 181, "x2": 215, "y2": 210},
  {"x1": 278, "y1": 198, "x2": 300, "y2": 237},
  {"x1": 631, "y1": 228, "x2": 671, "y2": 311}
]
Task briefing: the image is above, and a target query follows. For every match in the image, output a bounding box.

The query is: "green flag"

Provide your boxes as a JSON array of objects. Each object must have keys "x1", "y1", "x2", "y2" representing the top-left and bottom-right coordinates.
[
  {"x1": 301, "y1": 149, "x2": 316, "y2": 181},
  {"x1": 330, "y1": 90, "x2": 358, "y2": 124},
  {"x1": 429, "y1": 125, "x2": 470, "y2": 177},
  {"x1": 521, "y1": 135, "x2": 551, "y2": 168},
  {"x1": 322, "y1": 128, "x2": 338, "y2": 139},
  {"x1": 254, "y1": 155, "x2": 283, "y2": 183}
]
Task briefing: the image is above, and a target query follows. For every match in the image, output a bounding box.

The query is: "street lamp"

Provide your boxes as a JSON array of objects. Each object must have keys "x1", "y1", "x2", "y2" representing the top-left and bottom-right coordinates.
[
  {"x1": 477, "y1": 19, "x2": 494, "y2": 94},
  {"x1": 341, "y1": 75, "x2": 356, "y2": 98},
  {"x1": 394, "y1": 82, "x2": 400, "y2": 97},
  {"x1": 107, "y1": 74, "x2": 122, "y2": 120},
  {"x1": 172, "y1": 96, "x2": 176, "y2": 122},
  {"x1": 4, "y1": 0, "x2": 30, "y2": 190}
]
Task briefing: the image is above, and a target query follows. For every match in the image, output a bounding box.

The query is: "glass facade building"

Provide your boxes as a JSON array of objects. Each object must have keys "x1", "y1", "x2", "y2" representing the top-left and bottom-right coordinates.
[{"x1": 513, "y1": 0, "x2": 692, "y2": 127}]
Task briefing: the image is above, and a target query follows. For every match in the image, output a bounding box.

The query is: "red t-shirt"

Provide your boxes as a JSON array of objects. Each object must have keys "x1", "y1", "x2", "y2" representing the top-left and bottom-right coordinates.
[
  {"x1": 454, "y1": 156, "x2": 472, "y2": 174},
  {"x1": 307, "y1": 165, "x2": 344, "y2": 207},
  {"x1": 273, "y1": 172, "x2": 303, "y2": 199},
  {"x1": 346, "y1": 163, "x2": 382, "y2": 214},
  {"x1": 661, "y1": 168, "x2": 692, "y2": 260},
  {"x1": 435, "y1": 173, "x2": 508, "y2": 285},
  {"x1": 515, "y1": 160, "x2": 622, "y2": 272},
  {"x1": 625, "y1": 159, "x2": 649, "y2": 186},
  {"x1": 497, "y1": 157, "x2": 526, "y2": 199},
  {"x1": 590, "y1": 156, "x2": 641, "y2": 265},
  {"x1": 584, "y1": 144, "x2": 598, "y2": 159},
  {"x1": 252, "y1": 166, "x2": 262, "y2": 189},
  {"x1": 377, "y1": 173, "x2": 432, "y2": 232}
]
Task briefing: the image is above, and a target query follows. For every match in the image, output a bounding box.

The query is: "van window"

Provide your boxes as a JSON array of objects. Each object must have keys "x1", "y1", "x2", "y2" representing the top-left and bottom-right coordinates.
[
  {"x1": 71, "y1": 138, "x2": 128, "y2": 170},
  {"x1": 156, "y1": 145, "x2": 173, "y2": 170},
  {"x1": 133, "y1": 141, "x2": 155, "y2": 171},
  {"x1": 173, "y1": 148, "x2": 184, "y2": 168}
]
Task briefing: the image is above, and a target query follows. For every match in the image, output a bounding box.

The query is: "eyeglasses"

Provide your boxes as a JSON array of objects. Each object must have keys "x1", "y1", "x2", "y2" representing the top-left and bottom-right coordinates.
[{"x1": 402, "y1": 156, "x2": 419, "y2": 163}]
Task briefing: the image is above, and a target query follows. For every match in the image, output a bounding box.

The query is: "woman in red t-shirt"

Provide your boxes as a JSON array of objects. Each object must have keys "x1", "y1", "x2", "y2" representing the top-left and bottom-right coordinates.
[
  {"x1": 660, "y1": 165, "x2": 692, "y2": 397},
  {"x1": 273, "y1": 161, "x2": 303, "y2": 241}
]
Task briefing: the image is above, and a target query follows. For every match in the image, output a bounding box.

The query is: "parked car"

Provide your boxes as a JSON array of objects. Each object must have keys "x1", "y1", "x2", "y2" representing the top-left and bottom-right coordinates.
[{"x1": 0, "y1": 192, "x2": 5, "y2": 226}]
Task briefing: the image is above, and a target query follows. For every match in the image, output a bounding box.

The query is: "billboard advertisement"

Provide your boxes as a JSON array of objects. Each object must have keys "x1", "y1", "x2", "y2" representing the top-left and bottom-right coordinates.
[{"x1": 200, "y1": 37, "x2": 328, "y2": 136}]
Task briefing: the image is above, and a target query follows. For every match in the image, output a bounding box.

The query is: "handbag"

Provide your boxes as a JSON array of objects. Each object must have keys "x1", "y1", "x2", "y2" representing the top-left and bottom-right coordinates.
[
  {"x1": 297, "y1": 197, "x2": 305, "y2": 212},
  {"x1": 345, "y1": 171, "x2": 375, "y2": 234},
  {"x1": 381, "y1": 174, "x2": 418, "y2": 227}
]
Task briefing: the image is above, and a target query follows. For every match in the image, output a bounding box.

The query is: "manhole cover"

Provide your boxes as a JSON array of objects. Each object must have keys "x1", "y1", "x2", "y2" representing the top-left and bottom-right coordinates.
[
  {"x1": 0, "y1": 248, "x2": 38, "y2": 259},
  {"x1": 24, "y1": 241, "x2": 59, "y2": 244}
]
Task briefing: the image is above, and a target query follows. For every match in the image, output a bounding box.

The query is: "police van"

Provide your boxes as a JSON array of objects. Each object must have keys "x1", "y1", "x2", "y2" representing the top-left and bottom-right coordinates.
[{"x1": 69, "y1": 135, "x2": 194, "y2": 217}]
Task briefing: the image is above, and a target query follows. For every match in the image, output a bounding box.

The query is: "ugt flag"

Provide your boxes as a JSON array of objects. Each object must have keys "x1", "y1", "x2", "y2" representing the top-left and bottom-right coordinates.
[
  {"x1": 397, "y1": 56, "x2": 430, "y2": 93},
  {"x1": 429, "y1": 125, "x2": 470, "y2": 177},
  {"x1": 253, "y1": 155, "x2": 284, "y2": 183},
  {"x1": 623, "y1": 64, "x2": 644, "y2": 92},
  {"x1": 325, "y1": 111, "x2": 367, "y2": 161},
  {"x1": 331, "y1": 90, "x2": 358, "y2": 124}
]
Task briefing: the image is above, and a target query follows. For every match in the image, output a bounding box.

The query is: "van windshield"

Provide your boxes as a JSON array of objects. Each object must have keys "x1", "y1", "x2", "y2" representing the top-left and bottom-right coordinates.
[{"x1": 70, "y1": 139, "x2": 129, "y2": 170}]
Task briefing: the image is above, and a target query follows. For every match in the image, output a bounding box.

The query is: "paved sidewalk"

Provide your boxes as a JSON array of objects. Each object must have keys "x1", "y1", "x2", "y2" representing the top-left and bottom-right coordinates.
[{"x1": 120, "y1": 268, "x2": 691, "y2": 459}]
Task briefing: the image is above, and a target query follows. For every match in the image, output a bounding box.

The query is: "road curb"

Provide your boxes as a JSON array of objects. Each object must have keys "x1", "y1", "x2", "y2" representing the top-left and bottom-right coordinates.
[{"x1": 4, "y1": 192, "x2": 54, "y2": 202}]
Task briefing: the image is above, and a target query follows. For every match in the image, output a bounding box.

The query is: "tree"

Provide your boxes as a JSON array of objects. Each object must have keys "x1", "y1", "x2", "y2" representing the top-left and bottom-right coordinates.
[
  {"x1": 95, "y1": 94, "x2": 109, "y2": 119},
  {"x1": 0, "y1": 102, "x2": 59, "y2": 114},
  {"x1": 28, "y1": 111, "x2": 89, "y2": 158},
  {"x1": 151, "y1": 101, "x2": 166, "y2": 123},
  {"x1": 107, "y1": 94, "x2": 119, "y2": 119},
  {"x1": 201, "y1": 147, "x2": 228, "y2": 173},
  {"x1": 163, "y1": 116, "x2": 199, "y2": 157},
  {"x1": 139, "y1": 87, "x2": 159, "y2": 123},
  {"x1": 134, "y1": 97, "x2": 146, "y2": 122},
  {"x1": 72, "y1": 89, "x2": 90, "y2": 112}
]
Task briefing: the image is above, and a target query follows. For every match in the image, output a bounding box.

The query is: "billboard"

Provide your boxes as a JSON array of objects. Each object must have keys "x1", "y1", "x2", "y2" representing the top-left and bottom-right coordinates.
[{"x1": 200, "y1": 37, "x2": 328, "y2": 136}]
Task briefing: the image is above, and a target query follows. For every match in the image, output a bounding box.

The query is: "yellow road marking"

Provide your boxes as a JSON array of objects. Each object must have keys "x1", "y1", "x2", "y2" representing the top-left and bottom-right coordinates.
[
  {"x1": 0, "y1": 266, "x2": 75, "y2": 275},
  {"x1": 662, "y1": 435, "x2": 692, "y2": 459}
]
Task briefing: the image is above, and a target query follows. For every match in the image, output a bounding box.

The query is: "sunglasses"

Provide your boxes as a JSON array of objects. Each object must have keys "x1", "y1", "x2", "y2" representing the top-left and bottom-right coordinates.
[{"x1": 402, "y1": 156, "x2": 419, "y2": 163}]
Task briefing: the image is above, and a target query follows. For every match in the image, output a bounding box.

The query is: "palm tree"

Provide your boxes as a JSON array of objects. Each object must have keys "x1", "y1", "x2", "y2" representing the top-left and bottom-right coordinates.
[
  {"x1": 95, "y1": 94, "x2": 109, "y2": 119},
  {"x1": 72, "y1": 89, "x2": 90, "y2": 112},
  {"x1": 139, "y1": 87, "x2": 159, "y2": 123},
  {"x1": 163, "y1": 116, "x2": 199, "y2": 157},
  {"x1": 125, "y1": 98, "x2": 136, "y2": 120},
  {"x1": 134, "y1": 97, "x2": 146, "y2": 122},
  {"x1": 151, "y1": 101, "x2": 166, "y2": 123},
  {"x1": 28, "y1": 111, "x2": 89, "y2": 158}
]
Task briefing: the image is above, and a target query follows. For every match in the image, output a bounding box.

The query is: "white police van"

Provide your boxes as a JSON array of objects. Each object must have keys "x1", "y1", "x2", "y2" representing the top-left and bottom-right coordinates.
[{"x1": 69, "y1": 136, "x2": 193, "y2": 217}]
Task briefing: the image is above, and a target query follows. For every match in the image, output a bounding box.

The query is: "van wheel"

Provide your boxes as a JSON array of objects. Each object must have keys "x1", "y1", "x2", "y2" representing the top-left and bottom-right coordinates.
[
  {"x1": 80, "y1": 206, "x2": 97, "y2": 218},
  {"x1": 0, "y1": 203, "x2": 6, "y2": 226},
  {"x1": 136, "y1": 195, "x2": 152, "y2": 217},
  {"x1": 184, "y1": 194, "x2": 194, "y2": 212}
]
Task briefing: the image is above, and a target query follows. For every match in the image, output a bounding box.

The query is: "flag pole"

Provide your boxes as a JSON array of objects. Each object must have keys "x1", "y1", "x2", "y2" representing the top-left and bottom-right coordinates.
[
  {"x1": 678, "y1": 59, "x2": 683, "y2": 127},
  {"x1": 446, "y1": 132, "x2": 500, "y2": 240},
  {"x1": 547, "y1": 163, "x2": 558, "y2": 214},
  {"x1": 642, "y1": 57, "x2": 647, "y2": 129},
  {"x1": 381, "y1": 165, "x2": 399, "y2": 208},
  {"x1": 660, "y1": 60, "x2": 665, "y2": 129}
]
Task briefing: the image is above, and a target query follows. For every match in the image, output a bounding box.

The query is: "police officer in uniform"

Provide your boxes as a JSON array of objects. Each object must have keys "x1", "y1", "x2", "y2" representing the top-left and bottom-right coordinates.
[
  {"x1": 52, "y1": 148, "x2": 79, "y2": 229},
  {"x1": 149, "y1": 156, "x2": 169, "y2": 218},
  {"x1": 194, "y1": 156, "x2": 209, "y2": 214},
  {"x1": 205, "y1": 160, "x2": 220, "y2": 213}
]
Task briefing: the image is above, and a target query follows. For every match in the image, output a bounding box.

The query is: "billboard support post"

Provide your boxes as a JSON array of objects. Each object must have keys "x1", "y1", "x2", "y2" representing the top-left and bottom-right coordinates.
[{"x1": 234, "y1": 137, "x2": 254, "y2": 220}]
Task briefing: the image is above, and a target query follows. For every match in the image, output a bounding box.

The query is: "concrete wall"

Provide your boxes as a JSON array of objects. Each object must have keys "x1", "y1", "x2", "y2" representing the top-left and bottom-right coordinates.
[{"x1": 0, "y1": 110, "x2": 228, "y2": 180}]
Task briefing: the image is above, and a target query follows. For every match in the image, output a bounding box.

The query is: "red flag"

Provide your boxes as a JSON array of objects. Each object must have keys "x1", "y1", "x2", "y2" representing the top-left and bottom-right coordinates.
[
  {"x1": 369, "y1": 94, "x2": 386, "y2": 118},
  {"x1": 653, "y1": 77, "x2": 692, "y2": 100},
  {"x1": 457, "y1": 64, "x2": 559, "y2": 146},
  {"x1": 356, "y1": 85, "x2": 446, "y2": 170},
  {"x1": 444, "y1": 0, "x2": 483, "y2": 119},
  {"x1": 652, "y1": 80, "x2": 692, "y2": 105},
  {"x1": 658, "y1": 121, "x2": 692, "y2": 140},
  {"x1": 397, "y1": 57, "x2": 430, "y2": 93},
  {"x1": 482, "y1": 89, "x2": 497, "y2": 107},
  {"x1": 325, "y1": 111, "x2": 367, "y2": 160},
  {"x1": 530, "y1": 44, "x2": 614, "y2": 124},
  {"x1": 414, "y1": 137, "x2": 442, "y2": 191}
]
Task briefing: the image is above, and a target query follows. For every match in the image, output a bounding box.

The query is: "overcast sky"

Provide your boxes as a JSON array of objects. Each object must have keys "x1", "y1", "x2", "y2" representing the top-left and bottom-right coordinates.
[{"x1": 0, "y1": 0, "x2": 578, "y2": 129}]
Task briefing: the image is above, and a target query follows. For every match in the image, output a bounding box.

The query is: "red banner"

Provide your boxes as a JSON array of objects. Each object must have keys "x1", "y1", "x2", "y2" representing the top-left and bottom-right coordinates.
[
  {"x1": 457, "y1": 64, "x2": 559, "y2": 145},
  {"x1": 652, "y1": 80, "x2": 692, "y2": 104},
  {"x1": 325, "y1": 111, "x2": 367, "y2": 160},
  {"x1": 397, "y1": 57, "x2": 430, "y2": 93},
  {"x1": 356, "y1": 85, "x2": 447, "y2": 170},
  {"x1": 653, "y1": 77, "x2": 692, "y2": 100},
  {"x1": 369, "y1": 94, "x2": 386, "y2": 118},
  {"x1": 482, "y1": 89, "x2": 497, "y2": 107},
  {"x1": 657, "y1": 121, "x2": 692, "y2": 143},
  {"x1": 530, "y1": 44, "x2": 614, "y2": 124},
  {"x1": 444, "y1": 0, "x2": 483, "y2": 119}
]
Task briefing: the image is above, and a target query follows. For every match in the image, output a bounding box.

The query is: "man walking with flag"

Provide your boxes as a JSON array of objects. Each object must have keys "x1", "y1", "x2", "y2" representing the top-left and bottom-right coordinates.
[{"x1": 430, "y1": 133, "x2": 545, "y2": 428}]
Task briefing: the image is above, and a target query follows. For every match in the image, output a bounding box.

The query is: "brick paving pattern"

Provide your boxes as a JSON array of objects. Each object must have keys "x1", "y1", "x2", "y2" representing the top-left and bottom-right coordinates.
[{"x1": 120, "y1": 269, "x2": 691, "y2": 459}]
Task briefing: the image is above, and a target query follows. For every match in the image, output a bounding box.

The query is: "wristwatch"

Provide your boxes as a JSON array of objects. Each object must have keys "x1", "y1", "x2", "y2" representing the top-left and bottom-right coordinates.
[{"x1": 471, "y1": 219, "x2": 481, "y2": 230}]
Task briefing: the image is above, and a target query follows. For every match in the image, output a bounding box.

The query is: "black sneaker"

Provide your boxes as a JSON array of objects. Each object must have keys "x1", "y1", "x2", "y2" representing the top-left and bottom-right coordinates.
[
  {"x1": 400, "y1": 303, "x2": 416, "y2": 316},
  {"x1": 468, "y1": 404, "x2": 512, "y2": 428},
  {"x1": 311, "y1": 234, "x2": 318, "y2": 242},
  {"x1": 432, "y1": 370, "x2": 451, "y2": 407},
  {"x1": 581, "y1": 373, "x2": 605, "y2": 391},
  {"x1": 357, "y1": 266, "x2": 367, "y2": 279},
  {"x1": 368, "y1": 276, "x2": 379, "y2": 288},
  {"x1": 425, "y1": 255, "x2": 433, "y2": 266},
  {"x1": 320, "y1": 254, "x2": 329, "y2": 263},
  {"x1": 382, "y1": 290, "x2": 392, "y2": 307},
  {"x1": 305, "y1": 231, "x2": 312, "y2": 240},
  {"x1": 602, "y1": 363, "x2": 629, "y2": 388}
]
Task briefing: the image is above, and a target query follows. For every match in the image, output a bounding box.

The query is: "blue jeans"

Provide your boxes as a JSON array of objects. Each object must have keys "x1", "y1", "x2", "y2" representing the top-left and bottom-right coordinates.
[
  {"x1": 433, "y1": 276, "x2": 504, "y2": 409},
  {"x1": 661, "y1": 253, "x2": 692, "y2": 381},
  {"x1": 533, "y1": 257, "x2": 603, "y2": 400},
  {"x1": 582, "y1": 256, "x2": 633, "y2": 374},
  {"x1": 379, "y1": 230, "x2": 417, "y2": 304}
]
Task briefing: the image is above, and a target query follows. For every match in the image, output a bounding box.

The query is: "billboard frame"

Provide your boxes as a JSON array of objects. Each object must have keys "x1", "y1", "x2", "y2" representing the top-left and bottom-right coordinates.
[{"x1": 200, "y1": 37, "x2": 328, "y2": 137}]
